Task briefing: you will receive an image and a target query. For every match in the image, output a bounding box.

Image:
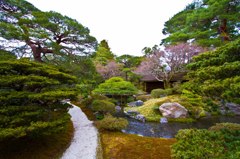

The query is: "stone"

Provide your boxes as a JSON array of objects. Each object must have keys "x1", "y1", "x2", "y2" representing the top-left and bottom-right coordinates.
[
  {"x1": 127, "y1": 100, "x2": 144, "y2": 107},
  {"x1": 160, "y1": 117, "x2": 168, "y2": 123},
  {"x1": 127, "y1": 101, "x2": 137, "y2": 107},
  {"x1": 124, "y1": 110, "x2": 145, "y2": 122},
  {"x1": 136, "y1": 100, "x2": 144, "y2": 106},
  {"x1": 135, "y1": 114, "x2": 146, "y2": 122},
  {"x1": 115, "y1": 106, "x2": 121, "y2": 112},
  {"x1": 159, "y1": 102, "x2": 188, "y2": 118},
  {"x1": 225, "y1": 103, "x2": 240, "y2": 115}
]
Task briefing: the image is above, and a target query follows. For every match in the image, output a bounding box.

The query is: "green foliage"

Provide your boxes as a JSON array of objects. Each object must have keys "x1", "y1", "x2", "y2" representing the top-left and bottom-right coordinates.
[
  {"x1": 172, "y1": 124, "x2": 240, "y2": 159},
  {"x1": 58, "y1": 57, "x2": 102, "y2": 84},
  {"x1": 0, "y1": 50, "x2": 17, "y2": 61},
  {"x1": 93, "y1": 77, "x2": 138, "y2": 96},
  {"x1": 92, "y1": 100, "x2": 115, "y2": 113},
  {"x1": 151, "y1": 89, "x2": 173, "y2": 98},
  {"x1": 180, "y1": 90, "x2": 208, "y2": 117},
  {"x1": 116, "y1": 54, "x2": 143, "y2": 68},
  {"x1": 171, "y1": 82, "x2": 183, "y2": 94},
  {"x1": 95, "y1": 114, "x2": 128, "y2": 131},
  {"x1": 185, "y1": 38, "x2": 240, "y2": 104},
  {"x1": 0, "y1": 59, "x2": 77, "y2": 141}
]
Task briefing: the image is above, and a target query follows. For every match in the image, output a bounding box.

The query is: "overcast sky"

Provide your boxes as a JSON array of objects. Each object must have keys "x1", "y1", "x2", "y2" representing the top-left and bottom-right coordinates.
[{"x1": 26, "y1": 0, "x2": 192, "y2": 56}]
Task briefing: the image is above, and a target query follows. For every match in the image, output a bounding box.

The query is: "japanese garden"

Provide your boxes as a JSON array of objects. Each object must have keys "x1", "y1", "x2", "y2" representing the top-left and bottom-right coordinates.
[{"x1": 0, "y1": 0, "x2": 240, "y2": 159}]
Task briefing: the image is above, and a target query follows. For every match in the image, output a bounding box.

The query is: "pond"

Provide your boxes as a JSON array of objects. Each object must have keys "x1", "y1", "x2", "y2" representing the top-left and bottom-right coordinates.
[{"x1": 122, "y1": 116, "x2": 240, "y2": 138}]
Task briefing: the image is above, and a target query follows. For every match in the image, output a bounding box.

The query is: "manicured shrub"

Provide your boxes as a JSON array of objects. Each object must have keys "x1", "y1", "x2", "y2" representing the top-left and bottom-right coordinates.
[
  {"x1": 151, "y1": 88, "x2": 173, "y2": 98},
  {"x1": 0, "y1": 59, "x2": 77, "y2": 141},
  {"x1": 172, "y1": 123, "x2": 240, "y2": 159},
  {"x1": 95, "y1": 114, "x2": 128, "y2": 131},
  {"x1": 81, "y1": 94, "x2": 109, "y2": 107},
  {"x1": 127, "y1": 96, "x2": 135, "y2": 103},
  {"x1": 180, "y1": 89, "x2": 208, "y2": 118},
  {"x1": 209, "y1": 123, "x2": 240, "y2": 131},
  {"x1": 172, "y1": 82, "x2": 183, "y2": 94},
  {"x1": 136, "y1": 94, "x2": 152, "y2": 102},
  {"x1": 92, "y1": 100, "x2": 115, "y2": 113},
  {"x1": 93, "y1": 77, "x2": 138, "y2": 105}
]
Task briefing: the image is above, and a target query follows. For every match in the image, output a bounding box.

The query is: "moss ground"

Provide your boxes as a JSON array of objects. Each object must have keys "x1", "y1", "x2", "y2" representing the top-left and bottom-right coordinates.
[
  {"x1": 125, "y1": 96, "x2": 178, "y2": 121},
  {"x1": 0, "y1": 121, "x2": 73, "y2": 159},
  {"x1": 100, "y1": 131, "x2": 176, "y2": 159}
]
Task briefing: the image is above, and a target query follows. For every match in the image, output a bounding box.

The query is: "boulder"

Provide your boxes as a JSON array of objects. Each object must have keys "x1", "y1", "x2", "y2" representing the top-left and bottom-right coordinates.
[
  {"x1": 136, "y1": 100, "x2": 144, "y2": 106},
  {"x1": 159, "y1": 102, "x2": 188, "y2": 118}
]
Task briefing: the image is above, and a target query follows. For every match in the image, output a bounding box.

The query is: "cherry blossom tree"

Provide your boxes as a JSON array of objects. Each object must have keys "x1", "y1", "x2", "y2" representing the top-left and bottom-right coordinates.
[
  {"x1": 95, "y1": 60, "x2": 123, "y2": 80},
  {"x1": 135, "y1": 43, "x2": 205, "y2": 88}
]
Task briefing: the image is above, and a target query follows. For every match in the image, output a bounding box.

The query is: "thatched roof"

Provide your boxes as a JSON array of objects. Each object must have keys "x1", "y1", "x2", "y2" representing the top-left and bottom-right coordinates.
[{"x1": 140, "y1": 72, "x2": 187, "y2": 82}]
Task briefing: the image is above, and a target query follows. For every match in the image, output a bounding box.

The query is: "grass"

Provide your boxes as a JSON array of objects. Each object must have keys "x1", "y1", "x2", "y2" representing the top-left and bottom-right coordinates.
[
  {"x1": 0, "y1": 121, "x2": 73, "y2": 159},
  {"x1": 100, "y1": 131, "x2": 176, "y2": 159}
]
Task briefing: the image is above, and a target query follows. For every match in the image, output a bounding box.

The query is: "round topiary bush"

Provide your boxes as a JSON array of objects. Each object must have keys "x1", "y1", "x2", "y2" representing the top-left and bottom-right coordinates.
[
  {"x1": 92, "y1": 100, "x2": 115, "y2": 113},
  {"x1": 136, "y1": 95, "x2": 152, "y2": 102},
  {"x1": 95, "y1": 114, "x2": 128, "y2": 131},
  {"x1": 151, "y1": 88, "x2": 173, "y2": 98}
]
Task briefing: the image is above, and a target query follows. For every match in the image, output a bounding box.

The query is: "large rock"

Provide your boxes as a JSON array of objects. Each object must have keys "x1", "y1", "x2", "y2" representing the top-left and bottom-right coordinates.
[{"x1": 159, "y1": 102, "x2": 188, "y2": 118}]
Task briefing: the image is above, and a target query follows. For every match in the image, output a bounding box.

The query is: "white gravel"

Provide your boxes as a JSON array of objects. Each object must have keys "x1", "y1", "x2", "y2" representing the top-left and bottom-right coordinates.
[{"x1": 61, "y1": 103, "x2": 98, "y2": 159}]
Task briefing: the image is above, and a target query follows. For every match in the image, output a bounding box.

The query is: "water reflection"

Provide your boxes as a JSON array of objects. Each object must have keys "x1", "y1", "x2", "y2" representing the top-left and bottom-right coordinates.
[{"x1": 123, "y1": 116, "x2": 240, "y2": 138}]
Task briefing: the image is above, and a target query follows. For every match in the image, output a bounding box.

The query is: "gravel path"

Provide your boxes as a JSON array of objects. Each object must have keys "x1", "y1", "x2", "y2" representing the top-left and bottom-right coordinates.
[{"x1": 61, "y1": 103, "x2": 98, "y2": 159}]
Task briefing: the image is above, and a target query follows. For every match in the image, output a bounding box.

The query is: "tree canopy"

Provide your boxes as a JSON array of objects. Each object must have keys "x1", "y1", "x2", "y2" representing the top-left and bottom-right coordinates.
[
  {"x1": 0, "y1": 0, "x2": 97, "y2": 62},
  {"x1": 116, "y1": 54, "x2": 143, "y2": 68},
  {"x1": 161, "y1": 0, "x2": 240, "y2": 47}
]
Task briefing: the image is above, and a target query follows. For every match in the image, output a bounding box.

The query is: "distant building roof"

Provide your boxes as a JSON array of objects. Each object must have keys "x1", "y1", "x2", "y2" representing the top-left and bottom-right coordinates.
[{"x1": 140, "y1": 72, "x2": 187, "y2": 82}]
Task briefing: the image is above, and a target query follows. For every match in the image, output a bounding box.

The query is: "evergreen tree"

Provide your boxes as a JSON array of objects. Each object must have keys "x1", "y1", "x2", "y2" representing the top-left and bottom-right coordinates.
[
  {"x1": 0, "y1": 0, "x2": 97, "y2": 62},
  {"x1": 185, "y1": 38, "x2": 240, "y2": 103},
  {"x1": 0, "y1": 59, "x2": 77, "y2": 141},
  {"x1": 162, "y1": 0, "x2": 240, "y2": 47},
  {"x1": 93, "y1": 40, "x2": 115, "y2": 65}
]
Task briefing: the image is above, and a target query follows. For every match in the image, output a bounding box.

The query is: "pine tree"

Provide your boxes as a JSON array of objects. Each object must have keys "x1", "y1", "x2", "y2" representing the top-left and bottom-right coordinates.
[{"x1": 0, "y1": 59, "x2": 77, "y2": 141}]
